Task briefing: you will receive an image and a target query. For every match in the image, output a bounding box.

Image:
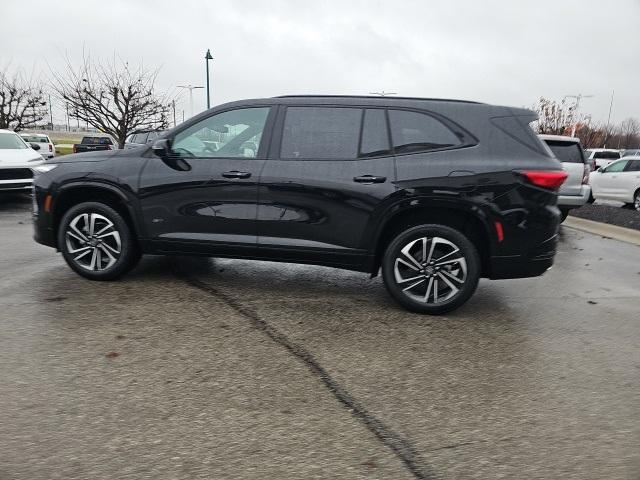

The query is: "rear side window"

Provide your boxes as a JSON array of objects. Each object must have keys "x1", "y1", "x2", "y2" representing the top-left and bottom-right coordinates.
[
  {"x1": 544, "y1": 141, "x2": 585, "y2": 163},
  {"x1": 491, "y1": 115, "x2": 550, "y2": 156},
  {"x1": 625, "y1": 160, "x2": 640, "y2": 172},
  {"x1": 594, "y1": 151, "x2": 620, "y2": 160},
  {"x1": 359, "y1": 109, "x2": 390, "y2": 158},
  {"x1": 388, "y1": 110, "x2": 461, "y2": 154},
  {"x1": 281, "y1": 107, "x2": 361, "y2": 159}
]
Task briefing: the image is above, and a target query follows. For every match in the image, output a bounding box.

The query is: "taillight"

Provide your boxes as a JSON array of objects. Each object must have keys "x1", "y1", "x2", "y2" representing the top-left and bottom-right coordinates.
[
  {"x1": 519, "y1": 170, "x2": 568, "y2": 190},
  {"x1": 582, "y1": 164, "x2": 590, "y2": 185},
  {"x1": 72, "y1": 145, "x2": 77, "y2": 153},
  {"x1": 49, "y1": 144, "x2": 53, "y2": 152}
]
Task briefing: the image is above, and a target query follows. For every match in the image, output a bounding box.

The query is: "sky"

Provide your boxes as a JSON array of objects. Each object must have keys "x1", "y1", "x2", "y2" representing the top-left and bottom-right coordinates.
[{"x1": 1, "y1": 0, "x2": 638, "y2": 125}]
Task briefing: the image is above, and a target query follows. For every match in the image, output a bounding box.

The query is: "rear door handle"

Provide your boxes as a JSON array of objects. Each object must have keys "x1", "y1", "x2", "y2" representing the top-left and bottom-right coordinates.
[
  {"x1": 222, "y1": 171, "x2": 251, "y2": 179},
  {"x1": 354, "y1": 175, "x2": 387, "y2": 184}
]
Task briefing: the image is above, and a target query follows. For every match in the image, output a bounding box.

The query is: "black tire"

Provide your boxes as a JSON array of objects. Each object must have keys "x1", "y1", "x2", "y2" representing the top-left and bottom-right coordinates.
[
  {"x1": 57, "y1": 202, "x2": 140, "y2": 280},
  {"x1": 634, "y1": 190, "x2": 640, "y2": 212},
  {"x1": 587, "y1": 192, "x2": 595, "y2": 204},
  {"x1": 382, "y1": 224, "x2": 481, "y2": 315}
]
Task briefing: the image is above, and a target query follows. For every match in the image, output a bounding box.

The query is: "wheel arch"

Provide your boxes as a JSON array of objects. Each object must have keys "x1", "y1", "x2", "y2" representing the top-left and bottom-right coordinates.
[
  {"x1": 52, "y1": 182, "x2": 141, "y2": 244},
  {"x1": 369, "y1": 200, "x2": 495, "y2": 277}
]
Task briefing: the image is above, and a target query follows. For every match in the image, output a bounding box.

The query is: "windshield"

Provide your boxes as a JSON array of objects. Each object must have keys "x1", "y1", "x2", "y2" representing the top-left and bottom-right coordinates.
[
  {"x1": 545, "y1": 141, "x2": 585, "y2": 163},
  {"x1": 0, "y1": 132, "x2": 28, "y2": 150}
]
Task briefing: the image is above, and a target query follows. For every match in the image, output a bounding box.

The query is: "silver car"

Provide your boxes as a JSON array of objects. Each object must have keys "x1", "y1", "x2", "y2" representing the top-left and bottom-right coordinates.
[{"x1": 540, "y1": 135, "x2": 591, "y2": 222}]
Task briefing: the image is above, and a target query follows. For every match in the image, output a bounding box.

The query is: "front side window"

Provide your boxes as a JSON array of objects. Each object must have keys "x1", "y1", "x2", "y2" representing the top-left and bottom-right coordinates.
[
  {"x1": 173, "y1": 107, "x2": 270, "y2": 158},
  {"x1": 389, "y1": 110, "x2": 461, "y2": 154},
  {"x1": 280, "y1": 107, "x2": 361, "y2": 159},
  {"x1": 604, "y1": 160, "x2": 627, "y2": 173}
]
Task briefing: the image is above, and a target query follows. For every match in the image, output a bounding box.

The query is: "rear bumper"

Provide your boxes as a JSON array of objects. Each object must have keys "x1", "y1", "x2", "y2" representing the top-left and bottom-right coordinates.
[
  {"x1": 558, "y1": 185, "x2": 590, "y2": 208},
  {"x1": 489, "y1": 232, "x2": 558, "y2": 279}
]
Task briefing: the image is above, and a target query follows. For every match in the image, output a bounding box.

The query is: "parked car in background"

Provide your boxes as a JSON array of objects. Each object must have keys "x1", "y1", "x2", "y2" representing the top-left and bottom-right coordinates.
[
  {"x1": 33, "y1": 95, "x2": 567, "y2": 314},
  {"x1": 19, "y1": 133, "x2": 55, "y2": 159},
  {"x1": 540, "y1": 134, "x2": 591, "y2": 222},
  {"x1": 72, "y1": 136, "x2": 116, "y2": 154},
  {"x1": 0, "y1": 129, "x2": 44, "y2": 192},
  {"x1": 584, "y1": 148, "x2": 621, "y2": 171},
  {"x1": 620, "y1": 149, "x2": 640, "y2": 158},
  {"x1": 124, "y1": 131, "x2": 164, "y2": 149},
  {"x1": 589, "y1": 156, "x2": 640, "y2": 210}
]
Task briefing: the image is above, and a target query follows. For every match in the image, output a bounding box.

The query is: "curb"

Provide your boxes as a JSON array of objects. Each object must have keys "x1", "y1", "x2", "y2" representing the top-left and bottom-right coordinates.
[{"x1": 564, "y1": 216, "x2": 640, "y2": 247}]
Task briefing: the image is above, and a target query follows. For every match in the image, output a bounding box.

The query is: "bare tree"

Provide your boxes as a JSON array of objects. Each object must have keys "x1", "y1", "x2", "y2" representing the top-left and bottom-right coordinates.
[
  {"x1": 0, "y1": 67, "x2": 48, "y2": 131},
  {"x1": 533, "y1": 97, "x2": 576, "y2": 135},
  {"x1": 619, "y1": 118, "x2": 640, "y2": 149},
  {"x1": 52, "y1": 54, "x2": 170, "y2": 148}
]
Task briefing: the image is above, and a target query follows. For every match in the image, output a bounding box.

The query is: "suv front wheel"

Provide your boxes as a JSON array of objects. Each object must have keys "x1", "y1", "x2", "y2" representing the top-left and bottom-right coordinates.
[
  {"x1": 382, "y1": 224, "x2": 481, "y2": 314},
  {"x1": 58, "y1": 202, "x2": 140, "y2": 280}
]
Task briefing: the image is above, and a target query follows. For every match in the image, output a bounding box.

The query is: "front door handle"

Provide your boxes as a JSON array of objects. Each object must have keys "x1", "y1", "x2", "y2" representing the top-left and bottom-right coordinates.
[
  {"x1": 222, "y1": 171, "x2": 251, "y2": 179},
  {"x1": 354, "y1": 175, "x2": 387, "y2": 184}
]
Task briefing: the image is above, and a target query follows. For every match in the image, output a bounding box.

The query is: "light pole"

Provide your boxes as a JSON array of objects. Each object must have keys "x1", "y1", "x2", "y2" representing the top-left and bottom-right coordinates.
[
  {"x1": 603, "y1": 90, "x2": 615, "y2": 148},
  {"x1": 205, "y1": 49, "x2": 213, "y2": 109},
  {"x1": 177, "y1": 85, "x2": 204, "y2": 118},
  {"x1": 563, "y1": 93, "x2": 594, "y2": 137},
  {"x1": 48, "y1": 94, "x2": 53, "y2": 129}
]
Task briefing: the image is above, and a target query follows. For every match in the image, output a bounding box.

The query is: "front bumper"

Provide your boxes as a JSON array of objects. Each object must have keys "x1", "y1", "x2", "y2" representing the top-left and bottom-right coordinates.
[{"x1": 558, "y1": 185, "x2": 590, "y2": 208}]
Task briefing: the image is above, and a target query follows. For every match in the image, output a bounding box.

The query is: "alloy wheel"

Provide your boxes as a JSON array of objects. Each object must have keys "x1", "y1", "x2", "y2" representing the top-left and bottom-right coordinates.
[
  {"x1": 393, "y1": 236, "x2": 467, "y2": 304},
  {"x1": 65, "y1": 213, "x2": 122, "y2": 271},
  {"x1": 635, "y1": 193, "x2": 640, "y2": 211}
]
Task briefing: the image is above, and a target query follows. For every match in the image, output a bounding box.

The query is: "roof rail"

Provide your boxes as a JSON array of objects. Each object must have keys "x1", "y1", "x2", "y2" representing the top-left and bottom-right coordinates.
[{"x1": 275, "y1": 94, "x2": 482, "y2": 104}]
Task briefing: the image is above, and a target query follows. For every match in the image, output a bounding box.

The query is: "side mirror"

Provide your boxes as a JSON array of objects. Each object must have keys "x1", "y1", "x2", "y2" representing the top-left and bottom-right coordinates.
[
  {"x1": 597, "y1": 167, "x2": 604, "y2": 173},
  {"x1": 151, "y1": 138, "x2": 171, "y2": 158},
  {"x1": 29, "y1": 142, "x2": 41, "y2": 151}
]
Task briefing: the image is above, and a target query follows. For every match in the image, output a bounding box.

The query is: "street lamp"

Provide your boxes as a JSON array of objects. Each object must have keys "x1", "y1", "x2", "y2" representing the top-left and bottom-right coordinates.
[
  {"x1": 205, "y1": 49, "x2": 213, "y2": 109},
  {"x1": 563, "y1": 93, "x2": 594, "y2": 137},
  {"x1": 370, "y1": 91, "x2": 397, "y2": 97},
  {"x1": 177, "y1": 84, "x2": 204, "y2": 118}
]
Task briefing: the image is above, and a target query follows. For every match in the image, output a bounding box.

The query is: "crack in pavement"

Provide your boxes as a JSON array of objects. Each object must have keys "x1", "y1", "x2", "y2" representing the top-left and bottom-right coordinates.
[{"x1": 171, "y1": 260, "x2": 438, "y2": 480}]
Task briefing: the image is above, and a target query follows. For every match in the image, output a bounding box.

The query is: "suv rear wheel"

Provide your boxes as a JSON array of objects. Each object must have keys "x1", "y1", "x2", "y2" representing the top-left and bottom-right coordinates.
[
  {"x1": 58, "y1": 202, "x2": 140, "y2": 280},
  {"x1": 382, "y1": 224, "x2": 480, "y2": 314}
]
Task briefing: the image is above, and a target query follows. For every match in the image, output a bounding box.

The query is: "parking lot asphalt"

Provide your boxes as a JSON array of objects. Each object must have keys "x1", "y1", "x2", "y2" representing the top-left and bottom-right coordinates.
[{"x1": 1, "y1": 193, "x2": 639, "y2": 480}]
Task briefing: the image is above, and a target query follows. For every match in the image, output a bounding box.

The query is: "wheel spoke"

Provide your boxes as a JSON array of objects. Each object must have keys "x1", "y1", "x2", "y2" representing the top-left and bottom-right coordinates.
[
  {"x1": 74, "y1": 249, "x2": 92, "y2": 261},
  {"x1": 441, "y1": 269, "x2": 465, "y2": 284},
  {"x1": 402, "y1": 278, "x2": 425, "y2": 292},
  {"x1": 98, "y1": 244, "x2": 117, "y2": 267},
  {"x1": 88, "y1": 214, "x2": 97, "y2": 236},
  {"x1": 426, "y1": 237, "x2": 437, "y2": 263},
  {"x1": 433, "y1": 278, "x2": 439, "y2": 302},
  {"x1": 68, "y1": 244, "x2": 91, "y2": 254},
  {"x1": 94, "y1": 221, "x2": 113, "y2": 236},
  {"x1": 100, "y1": 241, "x2": 120, "y2": 254},
  {"x1": 400, "y1": 243, "x2": 423, "y2": 270},
  {"x1": 397, "y1": 274, "x2": 424, "y2": 284},
  {"x1": 70, "y1": 221, "x2": 88, "y2": 242},
  {"x1": 435, "y1": 256, "x2": 464, "y2": 267},
  {"x1": 433, "y1": 248, "x2": 460, "y2": 264},
  {"x1": 437, "y1": 272, "x2": 459, "y2": 295},
  {"x1": 423, "y1": 276, "x2": 434, "y2": 302},
  {"x1": 396, "y1": 257, "x2": 420, "y2": 272},
  {"x1": 88, "y1": 248, "x2": 98, "y2": 270}
]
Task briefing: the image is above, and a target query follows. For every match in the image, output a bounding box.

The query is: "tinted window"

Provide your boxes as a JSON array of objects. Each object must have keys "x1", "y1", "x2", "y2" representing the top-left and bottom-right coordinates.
[
  {"x1": 82, "y1": 137, "x2": 113, "y2": 145},
  {"x1": 173, "y1": 107, "x2": 270, "y2": 158},
  {"x1": 625, "y1": 160, "x2": 640, "y2": 172},
  {"x1": 605, "y1": 160, "x2": 627, "y2": 173},
  {"x1": 281, "y1": 107, "x2": 361, "y2": 159},
  {"x1": 359, "y1": 109, "x2": 390, "y2": 158},
  {"x1": 545, "y1": 141, "x2": 585, "y2": 163},
  {"x1": 389, "y1": 110, "x2": 461, "y2": 154},
  {"x1": 594, "y1": 151, "x2": 620, "y2": 159}
]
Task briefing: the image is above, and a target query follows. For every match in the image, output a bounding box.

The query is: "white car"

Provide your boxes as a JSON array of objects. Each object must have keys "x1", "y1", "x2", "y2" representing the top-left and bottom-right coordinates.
[
  {"x1": 19, "y1": 133, "x2": 55, "y2": 159},
  {"x1": 589, "y1": 156, "x2": 640, "y2": 210},
  {"x1": 584, "y1": 148, "x2": 621, "y2": 171},
  {"x1": 0, "y1": 129, "x2": 45, "y2": 192}
]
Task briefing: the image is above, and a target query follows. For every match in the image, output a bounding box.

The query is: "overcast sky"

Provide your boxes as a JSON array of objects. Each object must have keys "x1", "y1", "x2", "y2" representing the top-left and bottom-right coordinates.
[{"x1": 2, "y1": 0, "x2": 638, "y2": 124}]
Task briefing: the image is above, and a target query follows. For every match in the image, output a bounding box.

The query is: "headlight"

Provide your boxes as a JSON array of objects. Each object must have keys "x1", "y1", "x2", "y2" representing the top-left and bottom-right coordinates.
[{"x1": 32, "y1": 164, "x2": 59, "y2": 173}]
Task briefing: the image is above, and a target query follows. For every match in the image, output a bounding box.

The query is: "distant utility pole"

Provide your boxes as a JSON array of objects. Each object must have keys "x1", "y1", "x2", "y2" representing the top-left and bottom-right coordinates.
[
  {"x1": 177, "y1": 85, "x2": 204, "y2": 118},
  {"x1": 172, "y1": 100, "x2": 177, "y2": 127},
  {"x1": 603, "y1": 90, "x2": 615, "y2": 148},
  {"x1": 563, "y1": 93, "x2": 594, "y2": 137},
  {"x1": 369, "y1": 91, "x2": 397, "y2": 96},
  {"x1": 48, "y1": 94, "x2": 53, "y2": 128},
  {"x1": 65, "y1": 103, "x2": 70, "y2": 131}
]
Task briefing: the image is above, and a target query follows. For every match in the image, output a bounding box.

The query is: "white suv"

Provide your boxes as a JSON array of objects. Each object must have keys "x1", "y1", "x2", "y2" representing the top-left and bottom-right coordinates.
[
  {"x1": 540, "y1": 135, "x2": 591, "y2": 221},
  {"x1": 584, "y1": 148, "x2": 621, "y2": 171},
  {"x1": 589, "y1": 157, "x2": 640, "y2": 210}
]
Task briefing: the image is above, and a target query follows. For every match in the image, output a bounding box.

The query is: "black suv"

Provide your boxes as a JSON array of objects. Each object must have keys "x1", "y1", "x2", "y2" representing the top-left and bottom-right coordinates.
[{"x1": 33, "y1": 96, "x2": 566, "y2": 314}]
